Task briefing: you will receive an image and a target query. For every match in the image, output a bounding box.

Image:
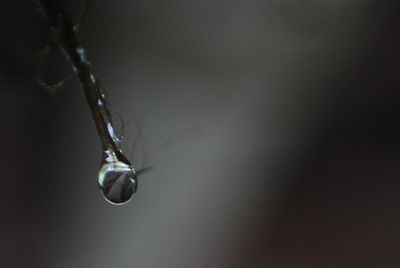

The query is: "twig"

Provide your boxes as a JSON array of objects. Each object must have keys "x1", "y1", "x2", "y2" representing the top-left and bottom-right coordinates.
[{"x1": 36, "y1": 0, "x2": 131, "y2": 165}]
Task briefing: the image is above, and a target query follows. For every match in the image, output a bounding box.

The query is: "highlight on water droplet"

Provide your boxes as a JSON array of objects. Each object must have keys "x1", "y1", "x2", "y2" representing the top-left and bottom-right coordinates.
[{"x1": 98, "y1": 159, "x2": 137, "y2": 205}]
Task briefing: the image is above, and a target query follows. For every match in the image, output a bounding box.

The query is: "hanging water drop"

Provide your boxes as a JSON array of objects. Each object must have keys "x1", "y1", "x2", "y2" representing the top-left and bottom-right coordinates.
[{"x1": 98, "y1": 159, "x2": 138, "y2": 205}]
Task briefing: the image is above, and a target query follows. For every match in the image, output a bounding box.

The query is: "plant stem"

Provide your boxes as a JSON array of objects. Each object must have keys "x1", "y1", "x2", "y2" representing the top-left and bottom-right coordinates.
[{"x1": 36, "y1": 0, "x2": 131, "y2": 165}]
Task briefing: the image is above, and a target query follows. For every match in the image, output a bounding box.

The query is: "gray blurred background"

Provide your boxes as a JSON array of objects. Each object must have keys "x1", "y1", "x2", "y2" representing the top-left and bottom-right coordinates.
[{"x1": 2, "y1": 0, "x2": 400, "y2": 267}]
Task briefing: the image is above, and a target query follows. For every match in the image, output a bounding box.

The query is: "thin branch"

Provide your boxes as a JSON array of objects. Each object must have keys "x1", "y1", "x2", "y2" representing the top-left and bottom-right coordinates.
[{"x1": 36, "y1": 0, "x2": 131, "y2": 165}]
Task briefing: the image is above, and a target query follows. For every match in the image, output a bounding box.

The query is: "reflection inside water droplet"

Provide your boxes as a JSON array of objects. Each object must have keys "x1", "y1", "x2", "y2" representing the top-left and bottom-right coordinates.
[{"x1": 98, "y1": 160, "x2": 137, "y2": 205}]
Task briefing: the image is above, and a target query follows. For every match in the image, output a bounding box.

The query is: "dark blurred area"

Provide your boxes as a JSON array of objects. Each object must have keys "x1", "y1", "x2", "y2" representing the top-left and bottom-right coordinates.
[{"x1": 2, "y1": 0, "x2": 400, "y2": 267}]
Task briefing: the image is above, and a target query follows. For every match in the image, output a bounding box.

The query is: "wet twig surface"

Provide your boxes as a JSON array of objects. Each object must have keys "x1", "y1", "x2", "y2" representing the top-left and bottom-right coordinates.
[{"x1": 36, "y1": 0, "x2": 130, "y2": 163}]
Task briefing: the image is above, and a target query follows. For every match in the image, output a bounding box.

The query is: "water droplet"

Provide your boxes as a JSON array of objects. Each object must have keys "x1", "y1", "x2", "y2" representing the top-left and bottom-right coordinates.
[
  {"x1": 90, "y1": 74, "x2": 97, "y2": 83},
  {"x1": 107, "y1": 122, "x2": 122, "y2": 142},
  {"x1": 97, "y1": 99, "x2": 105, "y2": 107},
  {"x1": 98, "y1": 160, "x2": 137, "y2": 205},
  {"x1": 76, "y1": 47, "x2": 90, "y2": 64}
]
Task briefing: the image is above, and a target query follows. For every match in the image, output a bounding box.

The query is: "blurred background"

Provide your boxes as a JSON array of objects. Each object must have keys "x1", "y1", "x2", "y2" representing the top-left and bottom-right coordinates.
[{"x1": 2, "y1": 0, "x2": 400, "y2": 267}]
